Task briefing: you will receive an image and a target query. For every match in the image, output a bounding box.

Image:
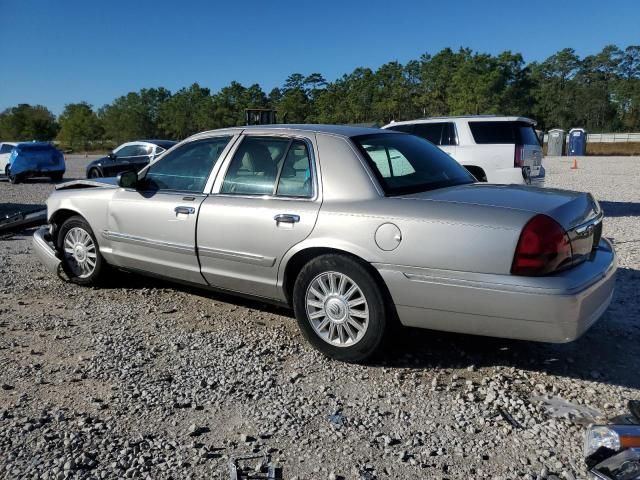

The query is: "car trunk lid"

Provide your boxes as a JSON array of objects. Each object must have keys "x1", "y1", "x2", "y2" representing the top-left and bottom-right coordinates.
[{"x1": 401, "y1": 183, "x2": 603, "y2": 262}]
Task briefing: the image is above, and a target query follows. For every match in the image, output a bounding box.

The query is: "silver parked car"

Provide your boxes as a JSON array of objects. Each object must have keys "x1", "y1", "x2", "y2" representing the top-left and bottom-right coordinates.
[{"x1": 32, "y1": 125, "x2": 616, "y2": 362}]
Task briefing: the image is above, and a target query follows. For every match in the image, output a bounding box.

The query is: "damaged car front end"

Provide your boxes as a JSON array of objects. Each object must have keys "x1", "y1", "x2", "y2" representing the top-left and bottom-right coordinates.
[{"x1": 585, "y1": 401, "x2": 640, "y2": 479}]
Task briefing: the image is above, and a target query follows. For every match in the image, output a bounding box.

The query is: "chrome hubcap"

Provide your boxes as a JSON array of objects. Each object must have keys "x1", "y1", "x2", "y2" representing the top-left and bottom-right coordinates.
[
  {"x1": 305, "y1": 271, "x2": 369, "y2": 347},
  {"x1": 63, "y1": 227, "x2": 97, "y2": 278}
]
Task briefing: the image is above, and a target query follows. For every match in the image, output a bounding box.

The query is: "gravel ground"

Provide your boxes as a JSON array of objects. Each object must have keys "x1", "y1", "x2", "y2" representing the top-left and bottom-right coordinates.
[{"x1": 1, "y1": 155, "x2": 639, "y2": 480}]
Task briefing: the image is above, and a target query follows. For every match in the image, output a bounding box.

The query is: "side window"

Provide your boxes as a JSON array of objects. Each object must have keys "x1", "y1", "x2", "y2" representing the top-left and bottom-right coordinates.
[
  {"x1": 138, "y1": 145, "x2": 153, "y2": 156},
  {"x1": 387, "y1": 124, "x2": 414, "y2": 134},
  {"x1": 276, "y1": 141, "x2": 312, "y2": 198},
  {"x1": 143, "y1": 137, "x2": 231, "y2": 192},
  {"x1": 362, "y1": 145, "x2": 415, "y2": 178},
  {"x1": 221, "y1": 136, "x2": 290, "y2": 195},
  {"x1": 0, "y1": 144, "x2": 13, "y2": 154},
  {"x1": 155, "y1": 146, "x2": 166, "y2": 155},
  {"x1": 413, "y1": 123, "x2": 445, "y2": 145},
  {"x1": 115, "y1": 145, "x2": 137, "y2": 157}
]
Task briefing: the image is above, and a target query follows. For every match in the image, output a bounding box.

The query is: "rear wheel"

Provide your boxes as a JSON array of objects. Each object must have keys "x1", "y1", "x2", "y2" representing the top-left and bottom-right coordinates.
[
  {"x1": 50, "y1": 172, "x2": 63, "y2": 182},
  {"x1": 57, "y1": 216, "x2": 105, "y2": 285},
  {"x1": 7, "y1": 167, "x2": 22, "y2": 184},
  {"x1": 293, "y1": 254, "x2": 387, "y2": 362}
]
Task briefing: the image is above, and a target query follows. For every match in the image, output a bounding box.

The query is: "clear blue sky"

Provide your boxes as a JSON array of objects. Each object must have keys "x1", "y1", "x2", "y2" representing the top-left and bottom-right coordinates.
[{"x1": 1, "y1": 0, "x2": 638, "y2": 115}]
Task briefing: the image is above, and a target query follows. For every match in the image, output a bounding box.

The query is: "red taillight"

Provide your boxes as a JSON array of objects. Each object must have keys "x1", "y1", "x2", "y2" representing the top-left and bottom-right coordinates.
[
  {"x1": 511, "y1": 214, "x2": 572, "y2": 276},
  {"x1": 514, "y1": 144, "x2": 524, "y2": 167}
]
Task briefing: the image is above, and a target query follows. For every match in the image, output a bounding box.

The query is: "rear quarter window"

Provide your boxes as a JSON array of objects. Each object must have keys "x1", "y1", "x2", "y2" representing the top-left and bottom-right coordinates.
[{"x1": 469, "y1": 121, "x2": 539, "y2": 146}]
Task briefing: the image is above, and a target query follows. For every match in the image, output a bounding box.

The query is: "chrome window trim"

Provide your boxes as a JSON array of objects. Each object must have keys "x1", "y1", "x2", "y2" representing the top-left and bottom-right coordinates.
[
  {"x1": 202, "y1": 134, "x2": 243, "y2": 193},
  {"x1": 210, "y1": 133, "x2": 320, "y2": 203}
]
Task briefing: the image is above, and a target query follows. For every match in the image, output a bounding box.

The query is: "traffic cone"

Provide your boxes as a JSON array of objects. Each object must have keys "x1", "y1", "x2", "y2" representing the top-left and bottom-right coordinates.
[{"x1": 570, "y1": 158, "x2": 578, "y2": 170}]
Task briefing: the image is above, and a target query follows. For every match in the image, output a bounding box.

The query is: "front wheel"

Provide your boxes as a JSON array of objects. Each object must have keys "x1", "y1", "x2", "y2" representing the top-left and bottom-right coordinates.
[
  {"x1": 87, "y1": 168, "x2": 101, "y2": 179},
  {"x1": 57, "y1": 216, "x2": 105, "y2": 285},
  {"x1": 292, "y1": 254, "x2": 388, "y2": 362},
  {"x1": 50, "y1": 172, "x2": 64, "y2": 182}
]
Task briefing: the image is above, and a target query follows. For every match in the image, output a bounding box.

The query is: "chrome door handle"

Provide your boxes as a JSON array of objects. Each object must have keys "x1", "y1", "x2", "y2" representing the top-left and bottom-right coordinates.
[
  {"x1": 175, "y1": 206, "x2": 195, "y2": 215},
  {"x1": 274, "y1": 214, "x2": 300, "y2": 224}
]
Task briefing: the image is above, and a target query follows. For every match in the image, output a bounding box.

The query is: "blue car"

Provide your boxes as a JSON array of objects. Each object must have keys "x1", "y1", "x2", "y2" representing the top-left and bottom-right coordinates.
[{"x1": 6, "y1": 142, "x2": 65, "y2": 184}]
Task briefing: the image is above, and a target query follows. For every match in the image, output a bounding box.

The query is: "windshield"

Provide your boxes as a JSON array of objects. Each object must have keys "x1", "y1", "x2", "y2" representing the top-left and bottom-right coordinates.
[{"x1": 352, "y1": 133, "x2": 475, "y2": 196}]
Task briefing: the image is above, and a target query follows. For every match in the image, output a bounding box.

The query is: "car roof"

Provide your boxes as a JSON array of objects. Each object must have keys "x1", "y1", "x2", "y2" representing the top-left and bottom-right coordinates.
[
  {"x1": 190, "y1": 124, "x2": 393, "y2": 140},
  {"x1": 15, "y1": 141, "x2": 55, "y2": 147},
  {"x1": 385, "y1": 115, "x2": 536, "y2": 126},
  {"x1": 138, "y1": 139, "x2": 178, "y2": 147},
  {"x1": 0, "y1": 141, "x2": 18, "y2": 145}
]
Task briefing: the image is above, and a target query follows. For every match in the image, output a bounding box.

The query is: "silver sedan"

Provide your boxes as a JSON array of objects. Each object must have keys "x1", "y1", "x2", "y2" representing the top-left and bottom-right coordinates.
[{"x1": 33, "y1": 125, "x2": 616, "y2": 362}]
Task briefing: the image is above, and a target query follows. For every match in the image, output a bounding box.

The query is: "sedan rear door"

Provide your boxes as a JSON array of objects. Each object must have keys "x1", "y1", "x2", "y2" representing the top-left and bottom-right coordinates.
[{"x1": 196, "y1": 133, "x2": 321, "y2": 299}]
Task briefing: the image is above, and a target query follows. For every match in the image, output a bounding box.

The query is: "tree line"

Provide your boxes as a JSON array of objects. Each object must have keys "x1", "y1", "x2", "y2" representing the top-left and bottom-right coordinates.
[{"x1": 1, "y1": 45, "x2": 639, "y2": 148}]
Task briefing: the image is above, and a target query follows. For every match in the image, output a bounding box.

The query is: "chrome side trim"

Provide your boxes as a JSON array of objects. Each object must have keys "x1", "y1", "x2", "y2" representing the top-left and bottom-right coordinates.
[
  {"x1": 574, "y1": 214, "x2": 603, "y2": 237},
  {"x1": 197, "y1": 245, "x2": 276, "y2": 267},
  {"x1": 102, "y1": 230, "x2": 194, "y2": 254}
]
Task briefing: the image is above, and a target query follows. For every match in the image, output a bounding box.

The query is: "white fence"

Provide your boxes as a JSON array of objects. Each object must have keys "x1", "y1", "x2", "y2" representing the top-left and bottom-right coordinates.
[
  {"x1": 586, "y1": 132, "x2": 640, "y2": 143},
  {"x1": 543, "y1": 132, "x2": 640, "y2": 143}
]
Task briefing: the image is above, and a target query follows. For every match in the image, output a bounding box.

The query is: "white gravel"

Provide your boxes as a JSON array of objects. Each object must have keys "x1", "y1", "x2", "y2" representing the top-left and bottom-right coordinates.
[{"x1": 0, "y1": 155, "x2": 638, "y2": 479}]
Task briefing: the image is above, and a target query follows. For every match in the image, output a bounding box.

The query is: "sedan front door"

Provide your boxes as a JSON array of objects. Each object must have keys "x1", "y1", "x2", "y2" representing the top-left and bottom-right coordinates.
[
  {"x1": 103, "y1": 136, "x2": 235, "y2": 284},
  {"x1": 197, "y1": 134, "x2": 321, "y2": 299}
]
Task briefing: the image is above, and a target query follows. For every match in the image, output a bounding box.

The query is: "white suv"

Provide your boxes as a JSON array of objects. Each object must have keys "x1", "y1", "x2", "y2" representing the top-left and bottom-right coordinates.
[
  {"x1": 382, "y1": 116, "x2": 544, "y2": 185},
  {"x1": 0, "y1": 142, "x2": 17, "y2": 175}
]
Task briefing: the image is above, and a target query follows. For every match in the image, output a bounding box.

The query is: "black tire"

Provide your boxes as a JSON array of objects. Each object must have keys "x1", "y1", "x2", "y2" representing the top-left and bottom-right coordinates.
[
  {"x1": 6, "y1": 166, "x2": 21, "y2": 184},
  {"x1": 88, "y1": 168, "x2": 101, "y2": 179},
  {"x1": 292, "y1": 254, "x2": 387, "y2": 362},
  {"x1": 50, "y1": 172, "x2": 64, "y2": 182},
  {"x1": 57, "y1": 215, "x2": 105, "y2": 285}
]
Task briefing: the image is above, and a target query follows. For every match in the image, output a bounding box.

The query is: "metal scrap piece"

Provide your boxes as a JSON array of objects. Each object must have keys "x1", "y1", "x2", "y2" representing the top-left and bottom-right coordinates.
[
  {"x1": 497, "y1": 406, "x2": 524, "y2": 429},
  {"x1": 0, "y1": 208, "x2": 47, "y2": 236}
]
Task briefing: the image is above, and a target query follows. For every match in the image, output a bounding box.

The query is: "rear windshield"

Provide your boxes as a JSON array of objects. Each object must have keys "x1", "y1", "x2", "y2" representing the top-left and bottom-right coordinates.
[
  {"x1": 17, "y1": 144, "x2": 56, "y2": 152},
  {"x1": 469, "y1": 121, "x2": 539, "y2": 146},
  {"x1": 352, "y1": 133, "x2": 474, "y2": 196}
]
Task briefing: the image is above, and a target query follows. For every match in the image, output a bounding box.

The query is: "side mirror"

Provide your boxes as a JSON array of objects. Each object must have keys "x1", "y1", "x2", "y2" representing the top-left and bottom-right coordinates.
[
  {"x1": 108, "y1": 152, "x2": 116, "y2": 160},
  {"x1": 117, "y1": 170, "x2": 138, "y2": 189}
]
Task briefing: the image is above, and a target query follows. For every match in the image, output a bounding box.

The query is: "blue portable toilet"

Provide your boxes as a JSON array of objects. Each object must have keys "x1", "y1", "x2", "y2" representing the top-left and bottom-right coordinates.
[{"x1": 568, "y1": 128, "x2": 587, "y2": 156}]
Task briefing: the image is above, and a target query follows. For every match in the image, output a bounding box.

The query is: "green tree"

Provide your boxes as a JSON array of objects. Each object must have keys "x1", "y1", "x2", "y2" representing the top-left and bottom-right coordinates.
[
  {"x1": 99, "y1": 87, "x2": 171, "y2": 143},
  {"x1": 57, "y1": 102, "x2": 103, "y2": 149},
  {"x1": 157, "y1": 83, "x2": 213, "y2": 139},
  {"x1": 0, "y1": 104, "x2": 58, "y2": 141},
  {"x1": 276, "y1": 73, "x2": 312, "y2": 123},
  {"x1": 530, "y1": 48, "x2": 581, "y2": 129}
]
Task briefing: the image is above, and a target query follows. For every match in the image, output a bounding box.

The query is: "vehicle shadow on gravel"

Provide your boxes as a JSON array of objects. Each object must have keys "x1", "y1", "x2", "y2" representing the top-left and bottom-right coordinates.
[
  {"x1": 98, "y1": 269, "x2": 292, "y2": 317},
  {"x1": 599, "y1": 201, "x2": 640, "y2": 217},
  {"x1": 96, "y1": 265, "x2": 640, "y2": 390},
  {"x1": 380, "y1": 266, "x2": 640, "y2": 391}
]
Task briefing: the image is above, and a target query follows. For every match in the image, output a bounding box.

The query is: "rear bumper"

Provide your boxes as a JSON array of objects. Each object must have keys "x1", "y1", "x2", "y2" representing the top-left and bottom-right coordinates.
[
  {"x1": 490, "y1": 166, "x2": 545, "y2": 186},
  {"x1": 32, "y1": 226, "x2": 61, "y2": 273},
  {"x1": 375, "y1": 238, "x2": 617, "y2": 343}
]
